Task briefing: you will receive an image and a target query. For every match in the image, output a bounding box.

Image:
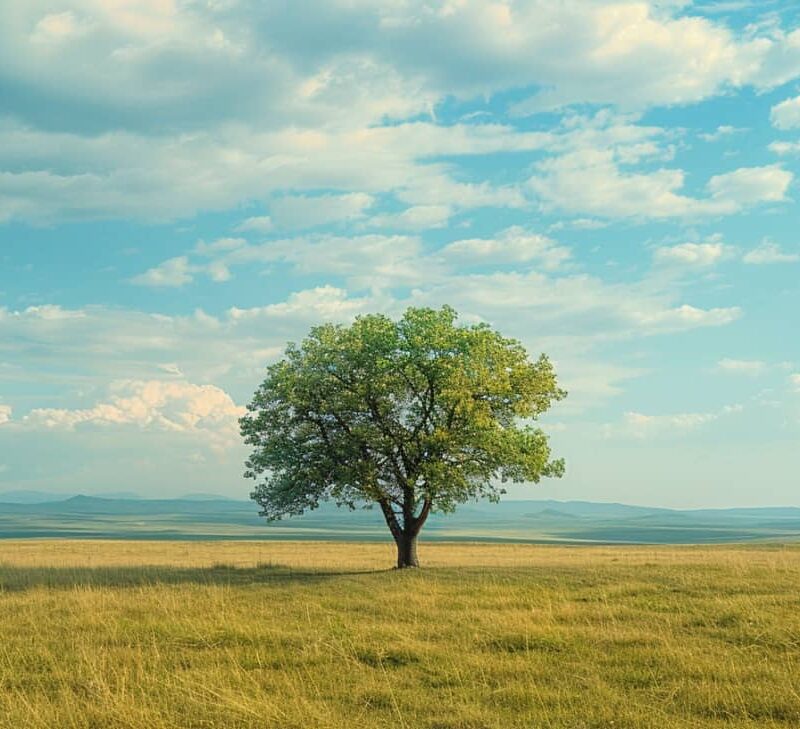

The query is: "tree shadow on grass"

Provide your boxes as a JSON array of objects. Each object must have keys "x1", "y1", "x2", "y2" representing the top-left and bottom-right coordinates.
[{"x1": 0, "y1": 563, "x2": 392, "y2": 592}]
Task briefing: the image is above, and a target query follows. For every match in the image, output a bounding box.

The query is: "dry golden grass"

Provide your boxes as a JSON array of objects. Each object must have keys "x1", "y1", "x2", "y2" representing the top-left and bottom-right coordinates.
[{"x1": 2, "y1": 540, "x2": 800, "y2": 728}]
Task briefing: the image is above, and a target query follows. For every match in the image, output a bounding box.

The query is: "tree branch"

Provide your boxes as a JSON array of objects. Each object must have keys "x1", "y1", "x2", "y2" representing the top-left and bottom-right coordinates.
[
  {"x1": 378, "y1": 498, "x2": 402, "y2": 541},
  {"x1": 412, "y1": 498, "x2": 432, "y2": 537}
]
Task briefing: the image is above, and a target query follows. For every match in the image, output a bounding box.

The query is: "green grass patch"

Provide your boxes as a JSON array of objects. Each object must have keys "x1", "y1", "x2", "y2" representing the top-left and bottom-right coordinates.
[{"x1": 0, "y1": 541, "x2": 799, "y2": 727}]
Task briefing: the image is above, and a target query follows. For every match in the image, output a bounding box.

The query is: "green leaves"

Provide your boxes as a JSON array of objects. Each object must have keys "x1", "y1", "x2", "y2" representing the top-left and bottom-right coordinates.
[{"x1": 241, "y1": 306, "x2": 566, "y2": 534}]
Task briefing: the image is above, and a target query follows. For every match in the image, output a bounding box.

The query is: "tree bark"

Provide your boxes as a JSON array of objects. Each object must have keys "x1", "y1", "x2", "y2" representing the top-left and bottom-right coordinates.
[{"x1": 395, "y1": 532, "x2": 420, "y2": 569}]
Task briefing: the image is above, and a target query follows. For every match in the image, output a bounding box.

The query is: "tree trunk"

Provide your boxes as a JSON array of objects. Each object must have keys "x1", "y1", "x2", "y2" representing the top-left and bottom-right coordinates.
[{"x1": 395, "y1": 533, "x2": 420, "y2": 569}]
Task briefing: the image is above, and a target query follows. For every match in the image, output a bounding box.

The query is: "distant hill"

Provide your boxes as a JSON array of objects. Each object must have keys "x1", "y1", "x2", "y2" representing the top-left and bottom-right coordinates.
[
  {"x1": 0, "y1": 490, "x2": 142, "y2": 503},
  {"x1": 1, "y1": 495, "x2": 800, "y2": 543}
]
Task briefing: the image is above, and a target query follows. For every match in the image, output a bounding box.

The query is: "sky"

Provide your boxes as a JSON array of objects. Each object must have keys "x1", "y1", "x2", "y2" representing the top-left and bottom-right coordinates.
[{"x1": 1, "y1": 0, "x2": 799, "y2": 508}]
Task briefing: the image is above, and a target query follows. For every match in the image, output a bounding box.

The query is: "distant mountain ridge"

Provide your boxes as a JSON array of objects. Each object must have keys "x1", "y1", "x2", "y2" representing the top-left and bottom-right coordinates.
[
  {"x1": 1, "y1": 494, "x2": 800, "y2": 543},
  {"x1": 0, "y1": 490, "x2": 142, "y2": 504},
  {"x1": 2, "y1": 492, "x2": 799, "y2": 518}
]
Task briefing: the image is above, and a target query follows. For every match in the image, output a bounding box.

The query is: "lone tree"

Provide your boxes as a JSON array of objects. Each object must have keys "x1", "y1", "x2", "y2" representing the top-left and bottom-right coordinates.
[{"x1": 241, "y1": 306, "x2": 565, "y2": 568}]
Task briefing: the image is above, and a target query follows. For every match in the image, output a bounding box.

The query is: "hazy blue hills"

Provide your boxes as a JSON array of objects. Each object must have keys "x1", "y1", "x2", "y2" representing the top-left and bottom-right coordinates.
[
  {"x1": 1, "y1": 493, "x2": 800, "y2": 543},
  {"x1": 0, "y1": 490, "x2": 142, "y2": 504}
]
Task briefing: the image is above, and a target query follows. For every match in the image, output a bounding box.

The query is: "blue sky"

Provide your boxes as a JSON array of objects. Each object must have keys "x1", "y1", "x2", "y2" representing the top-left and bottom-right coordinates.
[{"x1": 1, "y1": 0, "x2": 799, "y2": 507}]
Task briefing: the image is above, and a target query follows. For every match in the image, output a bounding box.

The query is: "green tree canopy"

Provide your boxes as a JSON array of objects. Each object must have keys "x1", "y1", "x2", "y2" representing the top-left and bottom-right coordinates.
[{"x1": 241, "y1": 306, "x2": 566, "y2": 567}]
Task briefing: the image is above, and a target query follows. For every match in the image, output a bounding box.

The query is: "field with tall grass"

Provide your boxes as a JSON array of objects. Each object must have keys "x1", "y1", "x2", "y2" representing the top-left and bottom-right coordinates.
[{"x1": 1, "y1": 540, "x2": 800, "y2": 728}]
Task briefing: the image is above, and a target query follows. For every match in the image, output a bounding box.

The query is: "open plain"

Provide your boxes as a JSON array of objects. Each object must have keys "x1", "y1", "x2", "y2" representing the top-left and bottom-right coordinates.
[{"x1": 2, "y1": 541, "x2": 800, "y2": 728}]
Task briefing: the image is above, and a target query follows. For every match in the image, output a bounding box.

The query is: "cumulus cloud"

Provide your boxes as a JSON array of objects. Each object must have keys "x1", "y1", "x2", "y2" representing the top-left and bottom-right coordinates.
[
  {"x1": 548, "y1": 218, "x2": 608, "y2": 232},
  {"x1": 229, "y1": 286, "x2": 375, "y2": 323},
  {"x1": 654, "y1": 242, "x2": 726, "y2": 267},
  {"x1": 30, "y1": 11, "x2": 85, "y2": 45},
  {"x1": 19, "y1": 305, "x2": 86, "y2": 321},
  {"x1": 5, "y1": 1, "x2": 799, "y2": 137},
  {"x1": 0, "y1": 405, "x2": 11, "y2": 425},
  {"x1": 270, "y1": 193, "x2": 374, "y2": 230},
  {"x1": 791, "y1": 374, "x2": 800, "y2": 391},
  {"x1": 530, "y1": 149, "x2": 699, "y2": 219},
  {"x1": 367, "y1": 205, "x2": 452, "y2": 231},
  {"x1": 22, "y1": 380, "x2": 245, "y2": 445},
  {"x1": 406, "y1": 270, "x2": 741, "y2": 345},
  {"x1": 131, "y1": 256, "x2": 195, "y2": 287},
  {"x1": 441, "y1": 226, "x2": 571, "y2": 269},
  {"x1": 527, "y1": 115, "x2": 792, "y2": 219},
  {"x1": 135, "y1": 233, "x2": 438, "y2": 290},
  {"x1": 717, "y1": 359, "x2": 767, "y2": 375},
  {"x1": 771, "y1": 95, "x2": 800, "y2": 130},
  {"x1": 157, "y1": 363, "x2": 184, "y2": 377},
  {"x1": 131, "y1": 251, "x2": 238, "y2": 287},
  {"x1": 233, "y1": 216, "x2": 273, "y2": 233},
  {"x1": 0, "y1": 237, "x2": 744, "y2": 425},
  {"x1": 743, "y1": 241, "x2": 800, "y2": 264},
  {"x1": 232, "y1": 234, "x2": 434, "y2": 289},
  {"x1": 626, "y1": 304, "x2": 740, "y2": 332},
  {"x1": 194, "y1": 238, "x2": 247, "y2": 256},
  {"x1": 0, "y1": 120, "x2": 537, "y2": 224},
  {"x1": 707, "y1": 165, "x2": 792, "y2": 205},
  {"x1": 699, "y1": 125, "x2": 745, "y2": 142},
  {"x1": 769, "y1": 141, "x2": 800, "y2": 156},
  {"x1": 1, "y1": 3, "x2": 800, "y2": 224},
  {"x1": 613, "y1": 404, "x2": 743, "y2": 438},
  {"x1": 0, "y1": 293, "x2": 379, "y2": 395}
]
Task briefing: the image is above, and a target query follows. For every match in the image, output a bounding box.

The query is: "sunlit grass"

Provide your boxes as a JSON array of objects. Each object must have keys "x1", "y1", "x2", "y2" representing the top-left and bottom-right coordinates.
[{"x1": 1, "y1": 540, "x2": 799, "y2": 728}]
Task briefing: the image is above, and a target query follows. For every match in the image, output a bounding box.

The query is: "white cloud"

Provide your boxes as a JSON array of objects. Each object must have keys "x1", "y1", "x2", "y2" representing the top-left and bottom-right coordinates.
[
  {"x1": 194, "y1": 238, "x2": 247, "y2": 256},
  {"x1": 131, "y1": 249, "x2": 241, "y2": 287},
  {"x1": 699, "y1": 125, "x2": 745, "y2": 142},
  {"x1": 626, "y1": 410, "x2": 718, "y2": 431},
  {"x1": 228, "y1": 286, "x2": 375, "y2": 323},
  {"x1": 231, "y1": 234, "x2": 435, "y2": 289},
  {"x1": 615, "y1": 404, "x2": 742, "y2": 438},
  {"x1": 30, "y1": 11, "x2": 85, "y2": 45},
  {"x1": 1, "y1": 4, "x2": 799, "y2": 224},
  {"x1": 527, "y1": 115, "x2": 792, "y2": 219},
  {"x1": 406, "y1": 270, "x2": 741, "y2": 345},
  {"x1": 3, "y1": 2, "x2": 799, "y2": 138},
  {"x1": 441, "y1": 226, "x2": 571, "y2": 270},
  {"x1": 717, "y1": 359, "x2": 767, "y2": 375},
  {"x1": 1, "y1": 235, "x2": 745, "y2": 426},
  {"x1": 233, "y1": 216, "x2": 273, "y2": 234},
  {"x1": 22, "y1": 380, "x2": 245, "y2": 445},
  {"x1": 626, "y1": 304, "x2": 740, "y2": 332},
  {"x1": 130, "y1": 256, "x2": 194, "y2": 287},
  {"x1": 157, "y1": 363, "x2": 183, "y2": 377},
  {"x1": 0, "y1": 120, "x2": 536, "y2": 224},
  {"x1": 707, "y1": 165, "x2": 792, "y2": 205},
  {"x1": 529, "y1": 148, "x2": 712, "y2": 219},
  {"x1": 0, "y1": 405, "x2": 11, "y2": 425},
  {"x1": 769, "y1": 141, "x2": 800, "y2": 156},
  {"x1": 206, "y1": 260, "x2": 232, "y2": 282},
  {"x1": 135, "y1": 231, "x2": 447, "y2": 291},
  {"x1": 743, "y1": 241, "x2": 800, "y2": 265},
  {"x1": 503, "y1": 4, "x2": 800, "y2": 112},
  {"x1": 20, "y1": 305, "x2": 86, "y2": 321},
  {"x1": 367, "y1": 205, "x2": 452, "y2": 231},
  {"x1": 771, "y1": 95, "x2": 800, "y2": 130},
  {"x1": 270, "y1": 193, "x2": 374, "y2": 230},
  {"x1": 654, "y1": 242, "x2": 726, "y2": 267},
  {"x1": 791, "y1": 374, "x2": 800, "y2": 391},
  {"x1": 0, "y1": 292, "x2": 384, "y2": 398},
  {"x1": 548, "y1": 218, "x2": 608, "y2": 232}
]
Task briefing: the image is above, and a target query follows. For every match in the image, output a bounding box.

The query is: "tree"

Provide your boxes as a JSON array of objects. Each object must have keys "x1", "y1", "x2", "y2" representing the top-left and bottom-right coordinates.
[{"x1": 241, "y1": 306, "x2": 566, "y2": 568}]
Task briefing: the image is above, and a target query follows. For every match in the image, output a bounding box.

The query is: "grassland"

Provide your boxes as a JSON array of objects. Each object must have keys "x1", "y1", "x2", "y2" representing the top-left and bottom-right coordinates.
[{"x1": 1, "y1": 541, "x2": 800, "y2": 728}]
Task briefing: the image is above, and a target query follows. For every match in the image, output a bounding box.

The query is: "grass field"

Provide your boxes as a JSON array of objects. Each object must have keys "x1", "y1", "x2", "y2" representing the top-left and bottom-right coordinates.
[{"x1": 1, "y1": 541, "x2": 800, "y2": 728}]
